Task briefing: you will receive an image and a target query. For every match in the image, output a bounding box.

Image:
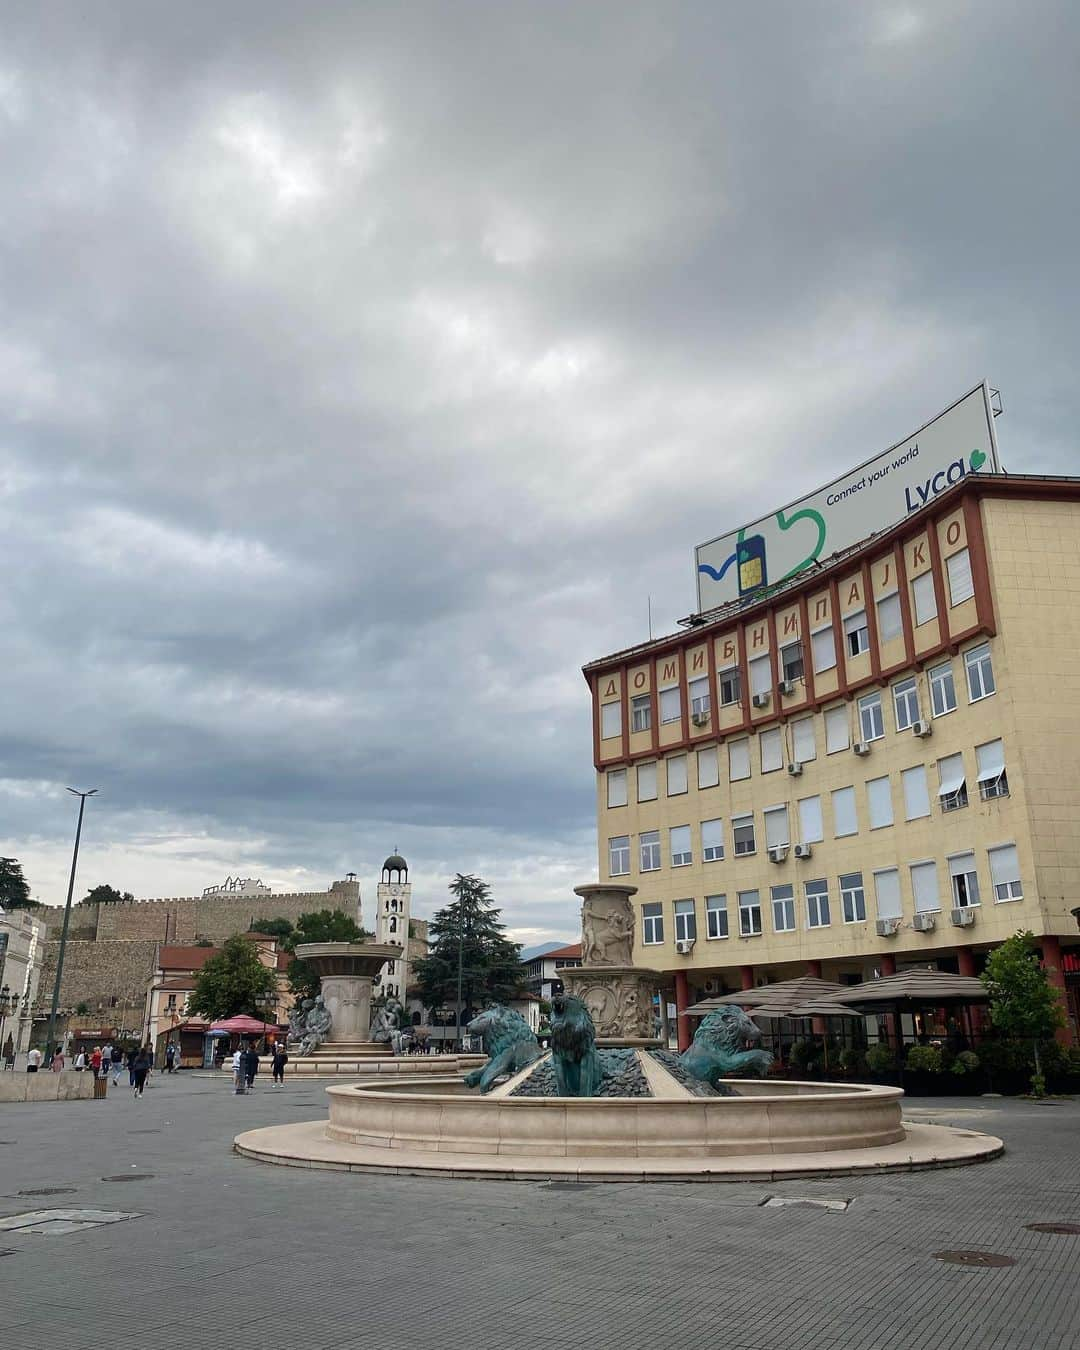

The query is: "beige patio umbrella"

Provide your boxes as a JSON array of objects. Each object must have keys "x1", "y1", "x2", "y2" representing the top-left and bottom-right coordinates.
[{"x1": 684, "y1": 975, "x2": 849, "y2": 1018}]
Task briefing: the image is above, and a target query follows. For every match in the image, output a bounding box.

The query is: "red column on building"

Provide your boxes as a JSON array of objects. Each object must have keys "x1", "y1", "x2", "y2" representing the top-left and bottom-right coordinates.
[
  {"x1": 741, "y1": 965, "x2": 754, "y2": 992},
  {"x1": 880, "y1": 953, "x2": 897, "y2": 976},
  {"x1": 806, "y1": 960, "x2": 822, "y2": 978},
  {"x1": 1041, "y1": 934, "x2": 1074, "y2": 1046},
  {"x1": 674, "y1": 969, "x2": 691, "y2": 1053},
  {"x1": 879, "y1": 952, "x2": 899, "y2": 1047},
  {"x1": 957, "y1": 948, "x2": 976, "y2": 977}
]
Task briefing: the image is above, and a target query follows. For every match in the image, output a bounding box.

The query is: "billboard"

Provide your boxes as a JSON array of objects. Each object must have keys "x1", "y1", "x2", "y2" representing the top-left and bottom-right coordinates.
[{"x1": 694, "y1": 383, "x2": 1000, "y2": 613}]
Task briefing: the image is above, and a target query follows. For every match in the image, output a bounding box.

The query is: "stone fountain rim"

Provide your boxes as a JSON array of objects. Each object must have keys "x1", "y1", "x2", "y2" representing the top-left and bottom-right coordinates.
[{"x1": 293, "y1": 941, "x2": 403, "y2": 960}]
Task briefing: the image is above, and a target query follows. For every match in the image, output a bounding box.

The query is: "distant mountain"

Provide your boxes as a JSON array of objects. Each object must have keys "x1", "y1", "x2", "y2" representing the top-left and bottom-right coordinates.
[{"x1": 517, "y1": 941, "x2": 566, "y2": 962}]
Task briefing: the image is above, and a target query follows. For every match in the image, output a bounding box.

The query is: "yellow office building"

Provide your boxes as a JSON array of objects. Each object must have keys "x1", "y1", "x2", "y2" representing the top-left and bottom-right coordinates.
[{"x1": 584, "y1": 475, "x2": 1080, "y2": 1046}]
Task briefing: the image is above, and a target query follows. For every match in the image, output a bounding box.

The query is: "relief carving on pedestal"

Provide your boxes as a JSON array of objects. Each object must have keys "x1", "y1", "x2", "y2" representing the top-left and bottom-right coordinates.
[{"x1": 580, "y1": 893, "x2": 635, "y2": 966}]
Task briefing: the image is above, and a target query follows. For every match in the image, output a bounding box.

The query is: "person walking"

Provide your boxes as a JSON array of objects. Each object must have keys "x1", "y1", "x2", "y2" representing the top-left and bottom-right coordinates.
[
  {"x1": 74, "y1": 1050, "x2": 87, "y2": 1072},
  {"x1": 50, "y1": 1047, "x2": 65, "y2": 1072},
  {"x1": 90, "y1": 1046, "x2": 103, "y2": 1076},
  {"x1": 131, "y1": 1045, "x2": 151, "y2": 1098},
  {"x1": 26, "y1": 1046, "x2": 42, "y2": 1073},
  {"x1": 101, "y1": 1043, "x2": 113, "y2": 1078},
  {"x1": 270, "y1": 1043, "x2": 288, "y2": 1086},
  {"x1": 232, "y1": 1046, "x2": 244, "y2": 1094},
  {"x1": 244, "y1": 1044, "x2": 259, "y2": 1091},
  {"x1": 3, "y1": 1034, "x2": 14, "y2": 1070},
  {"x1": 111, "y1": 1050, "x2": 126, "y2": 1086},
  {"x1": 126, "y1": 1044, "x2": 139, "y2": 1089}
]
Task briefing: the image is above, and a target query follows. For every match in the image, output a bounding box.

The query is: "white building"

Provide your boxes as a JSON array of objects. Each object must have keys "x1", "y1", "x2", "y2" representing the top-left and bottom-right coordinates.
[{"x1": 0, "y1": 907, "x2": 45, "y2": 1056}]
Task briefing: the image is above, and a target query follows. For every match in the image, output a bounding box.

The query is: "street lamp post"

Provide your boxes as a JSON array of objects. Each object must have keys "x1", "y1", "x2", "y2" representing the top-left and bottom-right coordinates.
[{"x1": 45, "y1": 787, "x2": 98, "y2": 1062}]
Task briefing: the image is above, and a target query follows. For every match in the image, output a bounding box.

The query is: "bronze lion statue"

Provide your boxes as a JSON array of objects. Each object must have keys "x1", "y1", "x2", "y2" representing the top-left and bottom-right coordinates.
[
  {"x1": 680, "y1": 1005, "x2": 773, "y2": 1088},
  {"x1": 463, "y1": 1005, "x2": 542, "y2": 1093},
  {"x1": 550, "y1": 993, "x2": 603, "y2": 1098}
]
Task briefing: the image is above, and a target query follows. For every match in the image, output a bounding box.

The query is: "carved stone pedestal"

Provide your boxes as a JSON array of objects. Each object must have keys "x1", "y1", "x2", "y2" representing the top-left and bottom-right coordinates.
[
  {"x1": 293, "y1": 942, "x2": 403, "y2": 1047},
  {"x1": 567, "y1": 884, "x2": 661, "y2": 1048}
]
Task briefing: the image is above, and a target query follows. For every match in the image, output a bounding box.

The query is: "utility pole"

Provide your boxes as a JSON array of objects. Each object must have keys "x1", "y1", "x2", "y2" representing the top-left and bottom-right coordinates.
[{"x1": 45, "y1": 788, "x2": 97, "y2": 1061}]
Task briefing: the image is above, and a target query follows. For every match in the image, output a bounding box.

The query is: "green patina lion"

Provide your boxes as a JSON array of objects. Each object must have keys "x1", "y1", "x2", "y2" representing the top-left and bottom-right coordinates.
[
  {"x1": 463, "y1": 1005, "x2": 543, "y2": 1093},
  {"x1": 680, "y1": 1006, "x2": 773, "y2": 1088},
  {"x1": 550, "y1": 993, "x2": 603, "y2": 1098}
]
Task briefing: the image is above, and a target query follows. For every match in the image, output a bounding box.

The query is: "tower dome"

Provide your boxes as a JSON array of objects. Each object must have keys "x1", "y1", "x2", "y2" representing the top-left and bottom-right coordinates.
[{"x1": 381, "y1": 851, "x2": 408, "y2": 883}]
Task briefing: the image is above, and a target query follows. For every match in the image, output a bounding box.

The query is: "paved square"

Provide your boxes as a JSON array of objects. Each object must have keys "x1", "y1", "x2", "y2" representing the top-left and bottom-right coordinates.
[{"x1": 0, "y1": 1076, "x2": 1077, "y2": 1350}]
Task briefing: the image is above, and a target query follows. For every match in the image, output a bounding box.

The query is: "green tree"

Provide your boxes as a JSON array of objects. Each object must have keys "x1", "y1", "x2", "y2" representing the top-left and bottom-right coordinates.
[
  {"x1": 83, "y1": 884, "x2": 135, "y2": 905},
  {"x1": 285, "y1": 909, "x2": 368, "y2": 1002},
  {"x1": 413, "y1": 874, "x2": 524, "y2": 1023},
  {"x1": 186, "y1": 934, "x2": 276, "y2": 1021},
  {"x1": 0, "y1": 858, "x2": 33, "y2": 910},
  {"x1": 981, "y1": 930, "x2": 1066, "y2": 1093},
  {"x1": 249, "y1": 917, "x2": 295, "y2": 941}
]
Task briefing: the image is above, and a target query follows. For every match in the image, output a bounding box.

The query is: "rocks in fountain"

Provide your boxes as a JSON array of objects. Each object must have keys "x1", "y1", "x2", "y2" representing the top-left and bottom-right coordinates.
[
  {"x1": 511, "y1": 1048, "x2": 652, "y2": 1098},
  {"x1": 650, "y1": 1050, "x2": 732, "y2": 1097}
]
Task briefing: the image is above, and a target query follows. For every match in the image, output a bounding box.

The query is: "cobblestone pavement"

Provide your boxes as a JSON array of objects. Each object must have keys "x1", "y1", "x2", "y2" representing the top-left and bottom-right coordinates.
[{"x1": 0, "y1": 1076, "x2": 1077, "y2": 1350}]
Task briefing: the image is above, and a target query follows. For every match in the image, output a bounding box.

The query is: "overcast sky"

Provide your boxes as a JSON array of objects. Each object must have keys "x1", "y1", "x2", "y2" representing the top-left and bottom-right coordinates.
[{"x1": 1, "y1": 3, "x2": 1077, "y2": 944}]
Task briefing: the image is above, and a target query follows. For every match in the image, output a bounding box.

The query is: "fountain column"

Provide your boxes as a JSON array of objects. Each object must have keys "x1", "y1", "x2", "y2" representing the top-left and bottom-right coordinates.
[
  {"x1": 293, "y1": 942, "x2": 403, "y2": 1052},
  {"x1": 560, "y1": 884, "x2": 662, "y2": 1048}
]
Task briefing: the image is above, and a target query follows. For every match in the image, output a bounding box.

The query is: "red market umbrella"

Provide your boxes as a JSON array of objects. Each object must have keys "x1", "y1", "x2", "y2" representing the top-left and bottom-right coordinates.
[{"x1": 209, "y1": 1015, "x2": 281, "y2": 1035}]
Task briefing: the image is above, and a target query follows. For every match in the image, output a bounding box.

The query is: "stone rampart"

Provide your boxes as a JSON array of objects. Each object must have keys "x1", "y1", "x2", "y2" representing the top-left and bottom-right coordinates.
[{"x1": 39, "y1": 939, "x2": 162, "y2": 1012}]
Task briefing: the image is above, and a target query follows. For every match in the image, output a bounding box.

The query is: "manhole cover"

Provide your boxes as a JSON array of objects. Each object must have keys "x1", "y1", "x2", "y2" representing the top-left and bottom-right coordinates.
[
  {"x1": 0, "y1": 1209, "x2": 139, "y2": 1234},
  {"x1": 1025, "y1": 1223, "x2": 1080, "y2": 1235},
  {"x1": 933, "y1": 1250, "x2": 1016, "y2": 1267},
  {"x1": 18, "y1": 1188, "x2": 77, "y2": 1197},
  {"x1": 761, "y1": 1196, "x2": 851, "y2": 1212},
  {"x1": 540, "y1": 1182, "x2": 597, "y2": 1191},
  {"x1": 101, "y1": 1175, "x2": 155, "y2": 1183}
]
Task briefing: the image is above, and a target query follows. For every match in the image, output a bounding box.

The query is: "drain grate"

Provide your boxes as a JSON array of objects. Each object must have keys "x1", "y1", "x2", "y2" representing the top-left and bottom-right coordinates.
[
  {"x1": 761, "y1": 1196, "x2": 851, "y2": 1212},
  {"x1": 0, "y1": 1209, "x2": 140, "y2": 1236},
  {"x1": 933, "y1": 1250, "x2": 1016, "y2": 1267},
  {"x1": 101, "y1": 1174, "x2": 154, "y2": 1183},
  {"x1": 1025, "y1": 1223, "x2": 1080, "y2": 1235},
  {"x1": 18, "y1": 1188, "x2": 77, "y2": 1197}
]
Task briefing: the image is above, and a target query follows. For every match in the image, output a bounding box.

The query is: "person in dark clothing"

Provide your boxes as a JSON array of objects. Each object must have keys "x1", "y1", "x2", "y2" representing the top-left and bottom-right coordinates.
[
  {"x1": 126, "y1": 1045, "x2": 139, "y2": 1088},
  {"x1": 270, "y1": 1045, "x2": 288, "y2": 1085},
  {"x1": 244, "y1": 1045, "x2": 259, "y2": 1090},
  {"x1": 132, "y1": 1046, "x2": 151, "y2": 1098}
]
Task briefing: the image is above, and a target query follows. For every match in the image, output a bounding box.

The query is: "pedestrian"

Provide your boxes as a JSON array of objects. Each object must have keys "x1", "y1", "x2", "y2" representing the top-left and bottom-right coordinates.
[
  {"x1": 126, "y1": 1044, "x2": 139, "y2": 1088},
  {"x1": 232, "y1": 1046, "x2": 244, "y2": 1094},
  {"x1": 271, "y1": 1044, "x2": 288, "y2": 1086},
  {"x1": 26, "y1": 1046, "x2": 42, "y2": 1073},
  {"x1": 132, "y1": 1045, "x2": 151, "y2": 1098},
  {"x1": 90, "y1": 1045, "x2": 103, "y2": 1076},
  {"x1": 74, "y1": 1050, "x2": 87, "y2": 1071},
  {"x1": 111, "y1": 1051, "x2": 126, "y2": 1086},
  {"x1": 3, "y1": 1034, "x2": 14, "y2": 1070},
  {"x1": 167, "y1": 1041, "x2": 179, "y2": 1073},
  {"x1": 51, "y1": 1047, "x2": 65, "y2": 1072},
  {"x1": 101, "y1": 1042, "x2": 112, "y2": 1077},
  {"x1": 244, "y1": 1044, "x2": 259, "y2": 1090}
]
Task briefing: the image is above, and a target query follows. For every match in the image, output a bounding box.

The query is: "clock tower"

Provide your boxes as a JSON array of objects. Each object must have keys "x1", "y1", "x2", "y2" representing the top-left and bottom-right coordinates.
[{"x1": 374, "y1": 850, "x2": 411, "y2": 1002}]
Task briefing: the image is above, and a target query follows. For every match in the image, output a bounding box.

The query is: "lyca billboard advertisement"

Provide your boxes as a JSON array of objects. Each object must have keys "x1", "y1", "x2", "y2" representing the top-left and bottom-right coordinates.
[{"x1": 694, "y1": 383, "x2": 1000, "y2": 613}]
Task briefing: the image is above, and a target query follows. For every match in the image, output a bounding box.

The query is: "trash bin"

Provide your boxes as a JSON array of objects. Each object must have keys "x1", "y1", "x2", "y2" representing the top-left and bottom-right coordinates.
[{"x1": 93, "y1": 1075, "x2": 108, "y2": 1100}]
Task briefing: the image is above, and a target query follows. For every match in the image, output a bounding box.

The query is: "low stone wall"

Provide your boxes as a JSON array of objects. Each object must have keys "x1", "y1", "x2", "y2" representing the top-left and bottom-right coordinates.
[
  {"x1": 0, "y1": 1072, "x2": 97, "y2": 1103},
  {"x1": 281, "y1": 1054, "x2": 485, "y2": 1078}
]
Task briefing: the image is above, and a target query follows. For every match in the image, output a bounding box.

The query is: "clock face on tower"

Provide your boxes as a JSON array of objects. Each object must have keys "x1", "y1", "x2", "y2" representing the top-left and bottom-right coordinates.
[{"x1": 388, "y1": 885, "x2": 403, "y2": 899}]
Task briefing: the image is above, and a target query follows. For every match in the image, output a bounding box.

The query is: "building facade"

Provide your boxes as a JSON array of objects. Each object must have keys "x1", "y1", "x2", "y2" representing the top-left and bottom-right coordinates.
[
  {"x1": 0, "y1": 907, "x2": 45, "y2": 1055},
  {"x1": 521, "y1": 943, "x2": 583, "y2": 1001},
  {"x1": 584, "y1": 475, "x2": 1080, "y2": 1048}
]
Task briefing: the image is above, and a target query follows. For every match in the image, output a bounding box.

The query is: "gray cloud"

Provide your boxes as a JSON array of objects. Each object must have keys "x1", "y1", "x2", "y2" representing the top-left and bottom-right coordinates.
[{"x1": 2, "y1": 2, "x2": 1078, "y2": 939}]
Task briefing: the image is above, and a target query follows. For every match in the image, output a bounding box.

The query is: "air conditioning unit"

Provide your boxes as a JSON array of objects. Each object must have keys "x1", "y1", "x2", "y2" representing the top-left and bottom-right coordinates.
[
  {"x1": 674, "y1": 938, "x2": 696, "y2": 955},
  {"x1": 853, "y1": 741, "x2": 871, "y2": 757},
  {"x1": 793, "y1": 842, "x2": 813, "y2": 860},
  {"x1": 912, "y1": 719, "x2": 932, "y2": 738},
  {"x1": 778, "y1": 679, "x2": 795, "y2": 696},
  {"x1": 787, "y1": 762, "x2": 803, "y2": 777},
  {"x1": 951, "y1": 908, "x2": 976, "y2": 927},
  {"x1": 691, "y1": 712, "x2": 709, "y2": 727},
  {"x1": 751, "y1": 692, "x2": 770, "y2": 709},
  {"x1": 767, "y1": 845, "x2": 789, "y2": 864},
  {"x1": 912, "y1": 912, "x2": 937, "y2": 932},
  {"x1": 875, "y1": 918, "x2": 901, "y2": 937}
]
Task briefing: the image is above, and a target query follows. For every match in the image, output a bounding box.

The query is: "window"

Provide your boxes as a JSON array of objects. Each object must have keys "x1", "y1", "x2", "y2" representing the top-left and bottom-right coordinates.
[
  {"x1": 858, "y1": 691, "x2": 884, "y2": 742},
  {"x1": 772, "y1": 885, "x2": 796, "y2": 932},
  {"x1": 732, "y1": 814, "x2": 756, "y2": 856},
  {"x1": 659, "y1": 685, "x2": 681, "y2": 725},
  {"x1": 812, "y1": 625, "x2": 837, "y2": 673},
  {"x1": 608, "y1": 836, "x2": 630, "y2": 876},
  {"x1": 674, "y1": 899, "x2": 697, "y2": 943},
  {"x1": 698, "y1": 745, "x2": 719, "y2": 789},
  {"x1": 825, "y1": 705, "x2": 850, "y2": 754},
  {"x1": 965, "y1": 643, "x2": 996, "y2": 702},
  {"x1": 738, "y1": 890, "x2": 762, "y2": 937},
  {"x1": 806, "y1": 878, "x2": 831, "y2": 928},
  {"x1": 749, "y1": 654, "x2": 771, "y2": 698},
  {"x1": 631, "y1": 693, "x2": 652, "y2": 732},
  {"x1": 840, "y1": 872, "x2": 866, "y2": 923},
  {"x1": 607, "y1": 769, "x2": 627, "y2": 808},
  {"x1": 670, "y1": 825, "x2": 692, "y2": 867},
  {"x1": 832, "y1": 786, "x2": 858, "y2": 837},
  {"x1": 701, "y1": 818, "x2": 724, "y2": 862},
  {"x1": 976, "y1": 739, "x2": 1008, "y2": 800},
  {"x1": 867, "y1": 776, "x2": 894, "y2": 829},
  {"x1": 876, "y1": 592, "x2": 902, "y2": 642},
  {"x1": 792, "y1": 716, "x2": 816, "y2": 764},
  {"x1": 844, "y1": 609, "x2": 869, "y2": 656},
  {"x1": 637, "y1": 761, "x2": 657, "y2": 801},
  {"x1": 910, "y1": 860, "x2": 940, "y2": 913},
  {"x1": 989, "y1": 844, "x2": 1022, "y2": 902},
  {"x1": 912, "y1": 571, "x2": 937, "y2": 626},
  {"x1": 929, "y1": 661, "x2": 957, "y2": 716},
  {"x1": 639, "y1": 830, "x2": 661, "y2": 872},
  {"x1": 946, "y1": 547, "x2": 974, "y2": 606},
  {"x1": 666, "y1": 755, "x2": 688, "y2": 796},
  {"x1": 728, "y1": 738, "x2": 751, "y2": 781},
  {"x1": 797, "y1": 795, "x2": 823, "y2": 844},
  {"x1": 873, "y1": 868, "x2": 902, "y2": 921},
  {"x1": 688, "y1": 676, "x2": 711, "y2": 718},
  {"x1": 719, "y1": 665, "x2": 741, "y2": 705},
  {"x1": 764, "y1": 805, "x2": 790, "y2": 849},
  {"x1": 949, "y1": 852, "x2": 980, "y2": 908},
  {"x1": 901, "y1": 765, "x2": 931, "y2": 820},
  {"x1": 893, "y1": 677, "x2": 920, "y2": 732},
  {"x1": 166, "y1": 994, "x2": 177, "y2": 1010},
  {"x1": 937, "y1": 752, "x2": 968, "y2": 812},
  {"x1": 600, "y1": 702, "x2": 621, "y2": 739},
  {"x1": 760, "y1": 727, "x2": 783, "y2": 773},
  {"x1": 781, "y1": 641, "x2": 803, "y2": 683},
  {"x1": 706, "y1": 894, "x2": 729, "y2": 939},
  {"x1": 642, "y1": 902, "x2": 664, "y2": 945}
]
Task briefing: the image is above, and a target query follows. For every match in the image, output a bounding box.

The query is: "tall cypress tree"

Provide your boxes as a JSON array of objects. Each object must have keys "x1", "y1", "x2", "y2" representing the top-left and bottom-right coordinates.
[{"x1": 413, "y1": 874, "x2": 524, "y2": 1021}]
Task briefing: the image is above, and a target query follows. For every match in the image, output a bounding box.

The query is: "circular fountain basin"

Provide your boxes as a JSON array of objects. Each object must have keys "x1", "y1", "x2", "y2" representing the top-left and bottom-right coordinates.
[{"x1": 234, "y1": 1073, "x2": 1003, "y2": 1181}]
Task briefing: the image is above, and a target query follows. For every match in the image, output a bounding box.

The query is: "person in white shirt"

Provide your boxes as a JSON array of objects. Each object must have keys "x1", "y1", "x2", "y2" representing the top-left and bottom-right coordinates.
[
  {"x1": 26, "y1": 1047, "x2": 43, "y2": 1073},
  {"x1": 232, "y1": 1047, "x2": 244, "y2": 1093},
  {"x1": 74, "y1": 1051, "x2": 87, "y2": 1071}
]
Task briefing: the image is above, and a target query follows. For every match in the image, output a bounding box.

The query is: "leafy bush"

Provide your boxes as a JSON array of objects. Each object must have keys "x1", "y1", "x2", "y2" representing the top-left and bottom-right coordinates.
[
  {"x1": 952, "y1": 1050, "x2": 980, "y2": 1076},
  {"x1": 839, "y1": 1047, "x2": 866, "y2": 1074},
  {"x1": 905, "y1": 1045, "x2": 945, "y2": 1073},
  {"x1": 865, "y1": 1043, "x2": 896, "y2": 1074},
  {"x1": 789, "y1": 1038, "x2": 819, "y2": 1071},
  {"x1": 1030, "y1": 1071, "x2": 1047, "y2": 1098}
]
